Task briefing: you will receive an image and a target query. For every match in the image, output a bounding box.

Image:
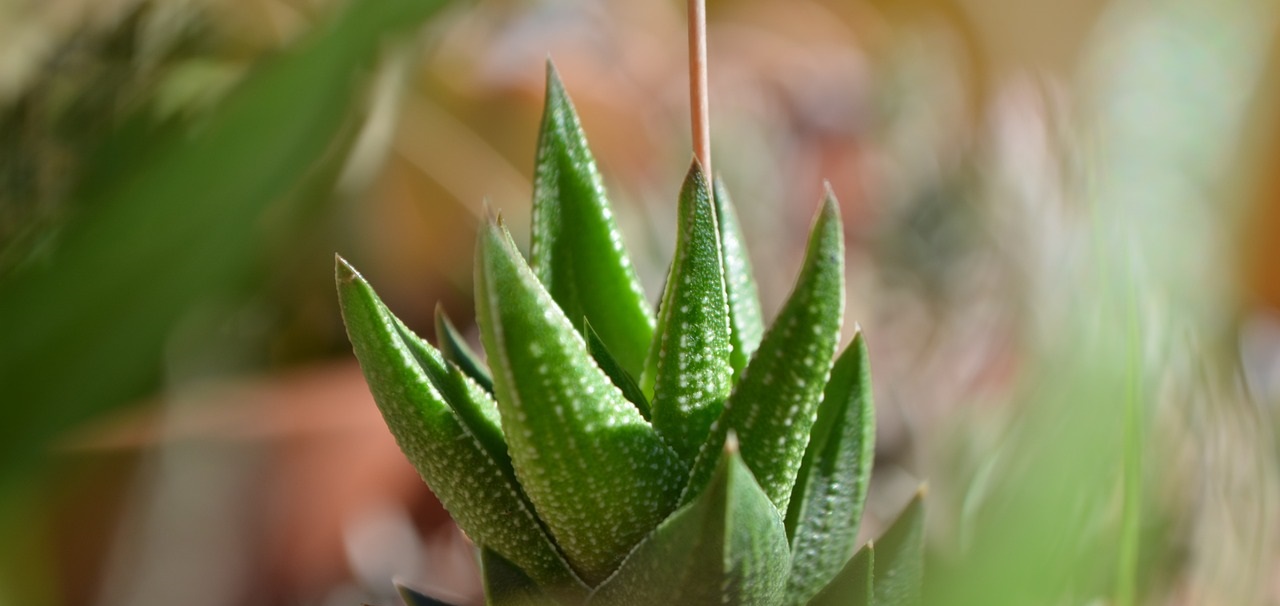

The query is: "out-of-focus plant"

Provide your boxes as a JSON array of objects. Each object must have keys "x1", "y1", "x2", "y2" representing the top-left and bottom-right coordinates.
[
  {"x1": 0, "y1": 0, "x2": 451, "y2": 487},
  {"x1": 856, "y1": 0, "x2": 1280, "y2": 604},
  {"x1": 0, "y1": 2, "x2": 454, "y2": 603}
]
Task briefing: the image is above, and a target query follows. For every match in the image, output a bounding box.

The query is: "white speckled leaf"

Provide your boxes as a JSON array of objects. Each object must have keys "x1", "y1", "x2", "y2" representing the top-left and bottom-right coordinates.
[
  {"x1": 530, "y1": 61, "x2": 654, "y2": 376},
  {"x1": 335, "y1": 257, "x2": 581, "y2": 592},
  {"x1": 475, "y1": 222, "x2": 685, "y2": 585},
  {"x1": 785, "y1": 332, "x2": 876, "y2": 604},
  {"x1": 712, "y1": 178, "x2": 765, "y2": 379},
  {"x1": 435, "y1": 304, "x2": 494, "y2": 395},
  {"x1": 587, "y1": 441, "x2": 790, "y2": 606},
  {"x1": 681, "y1": 191, "x2": 845, "y2": 513},
  {"x1": 807, "y1": 542, "x2": 873, "y2": 606},
  {"x1": 391, "y1": 315, "x2": 508, "y2": 468},
  {"x1": 641, "y1": 162, "x2": 733, "y2": 466},
  {"x1": 871, "y1": 492, "x2": 925, "y2": 606}
]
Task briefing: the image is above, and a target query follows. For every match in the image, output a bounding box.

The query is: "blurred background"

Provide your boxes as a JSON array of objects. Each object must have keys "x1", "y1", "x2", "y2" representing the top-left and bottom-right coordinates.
[{"x1": 1, "y1": 0, "x2": 1279, "y2": 604}]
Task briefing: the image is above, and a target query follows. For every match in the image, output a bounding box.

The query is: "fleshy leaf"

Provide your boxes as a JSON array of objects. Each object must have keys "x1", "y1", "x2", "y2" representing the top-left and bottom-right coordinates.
[
  {"x1": 529, "y1": 60, "x2": 654, "y2": 375},
  {"x1": 475, "y1": 222, "x2": 685, "y2": 585},
  {"x1": 391, "y1": 317, "x2": 508, "y2": 472},
  {"x1": 682, "y1": 189, "x2": 845, "y2": 512},
  {"x1": 584, "y1": 318, "x2": 650, "y2": 419},
  {"x1": 587, "y1": 437, "x2": 790, "y2": 606},
  {"x1": 435, "y1": 304, "x2": 495, "y2": 394},
  {"x1": 785, "y1": 331, "x2": 877, "y2": 603},
  {"x1": 712, "y1": 177, "x2": 765, "y2": 378},
  {"x1": 872, "y1": 490, "x2": 925, "y2": 606},
  {"x1": 807, "y1": 543, "x2": 873, "y2": 606},
  {"x1": 641, "y1": 162, "x2": 734, "y2": 465},
  {"x1": 481, "y1": 548, "x2": 568, "y2": 606},
  {"x1": 336, "y1": 256, "x2": 580, "y2": 591}
]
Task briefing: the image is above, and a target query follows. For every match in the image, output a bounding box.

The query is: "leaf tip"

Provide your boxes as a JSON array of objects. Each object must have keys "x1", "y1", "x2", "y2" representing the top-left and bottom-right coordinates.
[
  {"x1": 686, "y1": 156, "x2": 711, "y2": 191},
  {"x1": 481, "y1": 197, "x2": 500, "y2": 223},
  {"x1": 335, "y1": 254, "x2": 360, "y2": 285},
  {"x1": 544, "y1": 58, "x2": 568, "y2": 103},
  {"x1": 433, "y1": 303, "x2": 454, "y2": 344},
  {"x1": 820, "y1": 183, "x2": 841, "y2": 222},
  {"x1": 725, "y1": 429, "x2": 740, "y2": 455}
]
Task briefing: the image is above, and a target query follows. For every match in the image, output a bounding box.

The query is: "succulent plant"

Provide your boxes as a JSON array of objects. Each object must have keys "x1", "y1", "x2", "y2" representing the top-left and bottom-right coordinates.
[{"x1": 336, "y1": 62, "x2": 923, "y2": 606}]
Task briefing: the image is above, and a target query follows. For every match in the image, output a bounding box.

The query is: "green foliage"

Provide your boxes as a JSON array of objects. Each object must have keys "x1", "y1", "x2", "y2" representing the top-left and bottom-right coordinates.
[
  {"x1": 0, "y1": 0, "x2": 452, "y2": 487},
  {"x1": 338, "y1": 62, "x2": 923, "y2": 605}
]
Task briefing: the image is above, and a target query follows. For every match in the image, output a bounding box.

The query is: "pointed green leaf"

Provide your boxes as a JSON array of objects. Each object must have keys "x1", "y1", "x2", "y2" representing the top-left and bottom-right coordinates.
[
  {"x1": 475, "y1": 222, "x2": 685, "y2": 585},
  {"x1": 872, "y1": 491, "x2": 925, "y2": 606},
  {"x1": 481, "y1": 548, "x2": 572, "y2": 606},
  {"x1": 530, "y1": 61, "x2": 654, "y2": 375},
  {"x1": 785, "y1": 331, "x2": 877, "y2": 603},
  {"x1": 587, "y1": 438, "x2": 790, "y2": 606},
  {"x1": 712, "y1": 177, "x2": 765, "y2": 378},
  {"x1": 336, "y1": 256, "x2": 580, "y2": 591},
  {"x1": 641, "y1": 162, "x2": 733, "y2": 465},
  {"x1": 683, "y1": 190, "x2": 845, "y2": 512},
  {"x1": 435, "y1": 304, "x2": 495, "y2": 395},
  {"x1": 807, "y1": 543, "x2": 873, "y2": 606},
  {"x1": 391, "y1": 317, "x2": 508, "y2": 475},
  {"x1": 584, "y1": 318, "x2": 650, "y2": 419}
]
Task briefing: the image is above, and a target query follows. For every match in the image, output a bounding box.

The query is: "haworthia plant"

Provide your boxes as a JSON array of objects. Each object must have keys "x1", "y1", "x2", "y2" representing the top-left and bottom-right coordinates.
[{"x1": 338, "y1": 62, "x2": 924, "y2": 606}]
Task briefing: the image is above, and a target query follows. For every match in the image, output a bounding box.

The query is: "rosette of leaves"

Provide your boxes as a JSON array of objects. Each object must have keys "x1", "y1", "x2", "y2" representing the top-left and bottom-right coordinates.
[{"x1": 337, "y1": 63, "x2": 924, "y2": 606}]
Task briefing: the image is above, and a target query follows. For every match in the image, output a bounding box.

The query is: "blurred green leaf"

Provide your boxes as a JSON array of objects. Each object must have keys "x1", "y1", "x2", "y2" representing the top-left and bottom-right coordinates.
[
  {"x1": 397, "y1": 581, "x2": 463, "y2": 606},
  {"x1": 808, "y1": 542, "x2": 873, "y2": 606},
  {"x1": 529, "y1": 61, "x2": 654, "y2": 376},
  {"x1": 642, "y1": 162, "x2": 733, "y2": 466},
  {"x1": 587, "y1": 439, "x2": 790, "y2": 606},
  {"x1": 475, "y1": 221, "x2": 683, "y2": 585},
  {"x1": 785, "y1": 332, "x2": 876, "y2": 603},
  {"x1": 873, "y1": 492, "x2": 925, "y2": 606},
  {"x1": 0, "y1": 0, "x2": 452, "y2": 484}
]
